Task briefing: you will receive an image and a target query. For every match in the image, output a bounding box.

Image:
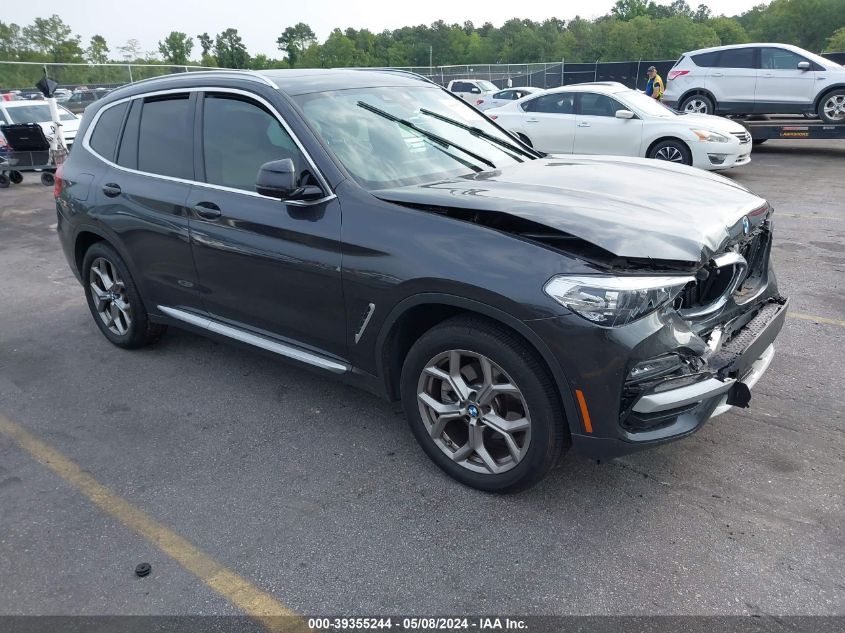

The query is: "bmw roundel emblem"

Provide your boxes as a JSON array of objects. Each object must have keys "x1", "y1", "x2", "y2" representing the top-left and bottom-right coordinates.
[
  {"x1": 467, "y1": 404, "x2": 480, "y2": 418},
  {"x1": 742, "y1": 216, "x2": 751, "y2": 235}
]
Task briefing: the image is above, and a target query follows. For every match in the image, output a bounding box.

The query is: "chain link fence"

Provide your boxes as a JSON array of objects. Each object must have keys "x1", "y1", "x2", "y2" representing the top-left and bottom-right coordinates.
[{"x1": 0, "y1": 61, "x2": 218, "y2": 92}]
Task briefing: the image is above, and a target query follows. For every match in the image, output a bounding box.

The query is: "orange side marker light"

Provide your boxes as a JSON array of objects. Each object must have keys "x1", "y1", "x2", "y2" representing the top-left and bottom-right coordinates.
[{"x1": 575, "y1": 389, "x2": 593, "y2": 434}]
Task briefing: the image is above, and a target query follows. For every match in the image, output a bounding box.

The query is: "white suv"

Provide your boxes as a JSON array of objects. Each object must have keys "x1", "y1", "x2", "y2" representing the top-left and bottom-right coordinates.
[
  {"x1": 446, "y1": 79, "x2": 499, "y2": 107},
  {"x1": 663, "y1": 43, "x2": 845, "y2": 123}
]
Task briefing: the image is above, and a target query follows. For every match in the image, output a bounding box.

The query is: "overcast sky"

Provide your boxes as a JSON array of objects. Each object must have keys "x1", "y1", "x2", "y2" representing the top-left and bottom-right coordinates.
[{"x1": 8, "y1": 0, "x2": 766, "y2": 57}]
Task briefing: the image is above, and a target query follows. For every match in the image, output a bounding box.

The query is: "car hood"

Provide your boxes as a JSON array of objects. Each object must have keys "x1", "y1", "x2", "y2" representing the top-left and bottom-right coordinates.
[
  {"x1": 38, "y1": 118, "x2": 79, "y2": 141},
  {"x1": 375, "y1": 155, "x2": 768, "y2": 264},
  {"x1": 674, "y1": 112, "x2": 747, "y2": 134}
]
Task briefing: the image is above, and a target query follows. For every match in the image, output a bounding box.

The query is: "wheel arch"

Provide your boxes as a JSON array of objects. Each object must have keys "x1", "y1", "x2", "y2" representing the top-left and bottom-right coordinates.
[
  {"x1": 645, "y1": 136, "x2": 693, "y2": 161},
  {"x1": 375, "y1": 293, "x2": 581, "y2": 434},
  {"x1": 813, "y1": 84, "x2": 845, "y2": 110},
  {"x1": 72, "y1": 224, "x2": 142, "y2": 292}
]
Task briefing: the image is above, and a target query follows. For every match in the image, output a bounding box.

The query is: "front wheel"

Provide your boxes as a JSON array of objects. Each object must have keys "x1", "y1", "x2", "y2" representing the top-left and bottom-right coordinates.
[
  {"x1": 818, "y1": 90, "x2": 845, "y2": 123},
  {"x1": 648, "y1": 139, "x2": 692, "y2": 165},
  {"x1": 679, "y1": 94, "x2": 714, "y2": 115},
  {"x1": 400, "y1": 316, "x2": 568, "y2": 493},
  {"x1": 9, "y1": 170, "x2": 23, "y2": 184}
]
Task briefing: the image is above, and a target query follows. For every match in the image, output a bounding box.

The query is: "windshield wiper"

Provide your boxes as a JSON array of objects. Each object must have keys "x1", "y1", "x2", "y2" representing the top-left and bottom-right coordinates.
[
  {"x1": 418, "y1": 108, "x2": 537, "y2": 160},
  {"x1": 357, "y1": 101, "x2": 496, "y2": 171}
]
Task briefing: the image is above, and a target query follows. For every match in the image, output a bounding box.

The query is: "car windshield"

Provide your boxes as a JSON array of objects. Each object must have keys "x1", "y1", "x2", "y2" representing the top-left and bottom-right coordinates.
[
  {"x1": 476, "y1": 80, "x2": 498, "y2": 91},
  {"x1": 6, "y1": 104, "x2": 77, "y2": 123},
  {"x1": 294, "y1": 85, "x2": 526, "y2": 190},
  {"x1": 620, "y1": 90, "x2": 677, "y2": 118}
]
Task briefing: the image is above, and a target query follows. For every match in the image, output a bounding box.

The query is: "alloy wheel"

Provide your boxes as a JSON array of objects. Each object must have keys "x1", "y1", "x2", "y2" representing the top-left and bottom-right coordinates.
[
  {"x1": 823, "y1": 95, "x2": 845, "y2": 122},
  {"x1": 89, "y1": 257, "x2": 132, "y2": 335},
  {"x1": 684, "y1": 99, "x2": 709, "y2": 114},
  {"x1": 417, "y1": 349, "x2": 531, "y2": 475},
  {"x1": 655, "y1": 145, "x2": 684, "y2": 162}
]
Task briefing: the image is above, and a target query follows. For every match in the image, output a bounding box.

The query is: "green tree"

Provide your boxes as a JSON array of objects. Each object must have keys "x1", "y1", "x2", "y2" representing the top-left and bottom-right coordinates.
[
  {"x1": 612, "y1": 0, "x2": 649, "y2": 21},
  {"x1": 827, "y1": 26, "x2": 845, "y2": 51},
  {"x1": 86, "y1": 34, "x2": 109, "y2": 64},
  {"x1": 197, "y1": 32, "x2": 212, "y2": 56},
  {"x1": 158, "y1": 31, "x2": 194, "y2": 65},
  {"x1": 22, "y1": 15, "x2": 83, "y2": 61},
  {"x1": 277, "y1": 23, "x2": 317, "y2": 66},
  {"x1": 709, "y1": 17, "x2": 749, "y2": 45},
  {"x1": 213, "y1": 28, "x2": 249, "y2": 68},
  {"x1": 117, "y1": 38, "x2": 142, "y2": 61},
  {"x1": 693, "y1": 4, "x2": 712, "y2": 22},
  {"x1": 0, "y1": 22, "x2": 25, "y2": 59}
]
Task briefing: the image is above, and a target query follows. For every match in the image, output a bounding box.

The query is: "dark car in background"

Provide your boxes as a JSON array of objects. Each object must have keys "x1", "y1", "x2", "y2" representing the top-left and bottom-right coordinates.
[
  {"x1": 65, "y1": 88, "x2": 107, "y2": 114},
  {"x1": 54, "y1": 69, "x2": 787, "y2": 491}
]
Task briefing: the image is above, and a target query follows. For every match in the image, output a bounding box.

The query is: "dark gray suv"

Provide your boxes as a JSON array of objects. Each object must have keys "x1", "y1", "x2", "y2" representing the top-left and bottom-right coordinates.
[{"x1": 55, "y1": 69, "x2": 787, "y2": 491}]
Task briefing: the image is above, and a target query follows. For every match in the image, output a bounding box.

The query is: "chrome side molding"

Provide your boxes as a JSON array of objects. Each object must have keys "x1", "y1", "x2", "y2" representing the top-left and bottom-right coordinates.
[
  {"x1": 158, "y1": 305, "x2": 349, "y2": 374},
  {"x1": 354, "y1": 303, "x2": 376, "y2": 344}
]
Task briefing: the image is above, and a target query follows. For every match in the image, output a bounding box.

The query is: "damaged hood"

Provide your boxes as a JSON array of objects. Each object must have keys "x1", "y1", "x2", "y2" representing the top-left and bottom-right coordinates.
[{"x1": 374, "y1": 156, "x2": 768, "y2": 263}]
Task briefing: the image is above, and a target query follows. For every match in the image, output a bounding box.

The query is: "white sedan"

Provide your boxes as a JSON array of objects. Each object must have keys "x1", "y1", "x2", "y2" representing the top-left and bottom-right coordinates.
[
  {"x1": 487, "y1": 82, "x2": 752, "y2": 170},
  {"x1": 0, "y1": 99, "x2": 81, "y2": 149},
  {"x1": 477, "y1": 86, "x2": 543, "y2": 111}
]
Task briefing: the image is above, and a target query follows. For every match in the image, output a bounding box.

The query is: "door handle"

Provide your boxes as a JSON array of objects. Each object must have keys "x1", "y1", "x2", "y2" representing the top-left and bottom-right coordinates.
[
  {"x1": 577, "y1": 122, "x2": 591, "y2": 128},
  {"x1": 711, "y1": 72, "x2": 724, "y2": 77},
  {"x1": 763, "y1": 73, "x2": 773, "y2": 77},
  {"x1": 102, "y1": 183, "x2": 121, "y2": 198},
  {"x1": 525, "y1": 118, "x2": 539, "y2": 123},
  {"x1": 192, "y1": 201, "x2": 222, "y2": 220}
]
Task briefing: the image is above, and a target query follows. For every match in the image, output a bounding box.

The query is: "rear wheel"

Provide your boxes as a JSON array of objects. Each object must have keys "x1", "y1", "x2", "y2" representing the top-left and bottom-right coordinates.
[
  {"x1": 9, "y1": 170, "x2": 23, "y2": 184},
  {"x1": 679, "y1": 94, "x2": 714, "y2": 115},
  {"x1": 818, "y1": 90, "x2": 845, "y2": 123},
  {"x1": 400, "y1": 316, "x2": 568, "y2": 493},
  {"x1": 82, "y1": 242, "x2": 167, "y2": 349},
  {"x1": 648, "y1": 139, "x2": 692, "y2": 165},
  {"x1": 40, "y1": 172, "x2": 54, "y2": 187}
]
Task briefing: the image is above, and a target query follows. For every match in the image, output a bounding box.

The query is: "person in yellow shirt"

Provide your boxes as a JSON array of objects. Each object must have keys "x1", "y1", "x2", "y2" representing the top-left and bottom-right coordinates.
[{"x1": 645, "y1": 66, "x2": 664, "y2": 101}]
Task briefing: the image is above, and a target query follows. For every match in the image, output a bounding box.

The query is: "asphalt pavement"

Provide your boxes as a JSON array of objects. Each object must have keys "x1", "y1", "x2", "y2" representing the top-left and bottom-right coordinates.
[{"x1": 0, "y1": 140, "x2": 843, "y2": 619}]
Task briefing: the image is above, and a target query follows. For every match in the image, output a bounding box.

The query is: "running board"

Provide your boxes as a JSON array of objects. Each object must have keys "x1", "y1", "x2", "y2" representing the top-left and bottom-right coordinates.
[{"x1": 158, "y1": 305, "x2": 349, "y2": 374}]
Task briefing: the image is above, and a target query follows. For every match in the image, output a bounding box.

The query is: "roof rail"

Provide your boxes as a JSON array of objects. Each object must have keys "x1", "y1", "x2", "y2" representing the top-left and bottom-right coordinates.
[{"x1": 112, "y1": 69, "x2": 279, "y2": 93}]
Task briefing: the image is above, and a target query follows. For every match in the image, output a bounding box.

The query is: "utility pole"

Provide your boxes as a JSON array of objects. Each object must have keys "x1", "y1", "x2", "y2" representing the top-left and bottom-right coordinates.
[{"x1": 429, "y1": 45, "x2": 433, "y2": 74}]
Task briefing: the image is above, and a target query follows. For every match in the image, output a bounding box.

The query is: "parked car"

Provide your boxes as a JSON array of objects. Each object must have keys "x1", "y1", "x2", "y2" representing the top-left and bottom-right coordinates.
[
  {"x1": 54, "y1": 88, "x2": 73, "y2": 103},
  {"x1": 65, "y1": 89, "x2": 105, "y2": 114},
  {"x1": 663, "y1": 43, "x2": 845, "y2": 123},
  {"x1": 477, "y1": 86, "x2": 543, "y2": 111},
  {"x1": 0, "y1": 99, "x2": 80, "y2": 149},
  {"x1": 488, "y1": 82, "x2": 752, "y2": 170},
  {"x1": 446, "y1": 78, "x2": 499, "y2": 106},
  {"x1": 55, "y1": 69, "x2": 787, "y2": 492}
]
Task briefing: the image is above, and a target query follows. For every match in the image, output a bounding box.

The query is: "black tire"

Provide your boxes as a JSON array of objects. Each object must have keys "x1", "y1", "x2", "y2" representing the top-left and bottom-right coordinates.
[
  {"x1": 40, "y1": 172, "x2": 55, "y2": 187},
  {"x1": 82, "y1": 242, "x2": 167, "y2": 349},
  {"x1": 400, "y1": 315, "x2": 569, "y2": 493},
  {"x1": 0, "y1": 174, "x2": 9, "y2": 189},
  {"x1": 817, "y1": 89, "x2": 845, "y2": 124},
  {"x1": 9, "y1": 170, "x2": 23, "y2": 184},
  {"x1": 648, "y1": 139, "x2": 692, "y2": 166},
  {"x1": 679, "y1": 93, "x2": 715, "y2": 115},
  {"x1": 752, "y1": 139, "x2": 767, "y2": 146}
]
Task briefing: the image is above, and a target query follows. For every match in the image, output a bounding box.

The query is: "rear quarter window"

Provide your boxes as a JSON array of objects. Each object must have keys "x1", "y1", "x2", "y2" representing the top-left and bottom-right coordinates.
[
  {"x1": 691, "y1": 51, "x2": 719, "y2": 67},
  {"x1": 89, "y1": 102, "x2": 128, "y2": 161}
]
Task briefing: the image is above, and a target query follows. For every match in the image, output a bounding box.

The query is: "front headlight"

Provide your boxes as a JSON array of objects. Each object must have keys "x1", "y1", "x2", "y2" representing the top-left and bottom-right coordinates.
[
  {"x1": 544, "y1": 275, "x2": 694, "y2": 327},
  {"x1": 691, "y1": 129, "x2": 730, "y2": 143}
]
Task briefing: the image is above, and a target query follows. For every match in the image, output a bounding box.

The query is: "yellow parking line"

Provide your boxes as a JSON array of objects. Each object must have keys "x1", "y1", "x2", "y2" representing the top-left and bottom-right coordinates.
[
  {"x1": 0, "y1": 414, "x2": 307, "y2": 633},
  {"x1": 788, "y1": 312, "x2": 845, "y2": 328}
]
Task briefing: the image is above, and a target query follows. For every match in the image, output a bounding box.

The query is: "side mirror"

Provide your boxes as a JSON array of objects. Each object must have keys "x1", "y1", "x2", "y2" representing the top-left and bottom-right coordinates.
[
  {"x1": 470, "y1": 87, "x2": 481, "y2": 94},
  {"x1": 256, "y1": 159, "x2": 325, "y2": 202},
  {"x1": 615, "y1": 109, "x2": 635, "y2": 119},
  {"x1": 797, "y1": 61, "x2": 811, "y2": 71},
  {"x1": 256, "y1": 158, "x2": 296, "y2": 198}
]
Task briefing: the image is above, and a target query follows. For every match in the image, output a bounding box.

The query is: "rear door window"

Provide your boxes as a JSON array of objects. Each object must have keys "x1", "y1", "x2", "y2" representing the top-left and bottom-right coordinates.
[
  {"x1": 89, "y1": 102, "x2": 128, "y2": 161},
  {"x1": 137, "y1": 94, "x2": 193, "y2": 180},
  {"x1": 522, "y1": 93, "x2": 575, "y2": 114}
]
